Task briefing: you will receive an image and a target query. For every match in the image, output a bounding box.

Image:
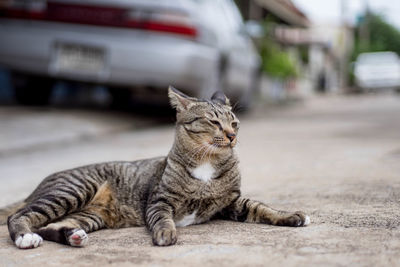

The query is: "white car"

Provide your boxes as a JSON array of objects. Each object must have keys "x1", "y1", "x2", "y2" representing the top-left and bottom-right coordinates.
[
  {"x1": 0, "y1": 0, "x2": 260, "y2": 106},
  {"x1": 354, "y1": 52, "x2": 400, "y2": 91}
]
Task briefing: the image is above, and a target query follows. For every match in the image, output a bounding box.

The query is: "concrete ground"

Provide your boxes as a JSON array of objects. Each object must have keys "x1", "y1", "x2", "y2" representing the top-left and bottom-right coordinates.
[{"x1": 0, "y1": 94, "x2": 400, "y2": 266}]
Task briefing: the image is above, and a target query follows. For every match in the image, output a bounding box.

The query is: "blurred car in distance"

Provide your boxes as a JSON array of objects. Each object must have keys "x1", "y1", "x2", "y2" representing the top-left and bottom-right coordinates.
[
  {"x1": 354, "y1": 51, "x2": 400, "y2": 92},
  {"x1": 0, "y1": 0, "x2": 260, "y2": 107}
]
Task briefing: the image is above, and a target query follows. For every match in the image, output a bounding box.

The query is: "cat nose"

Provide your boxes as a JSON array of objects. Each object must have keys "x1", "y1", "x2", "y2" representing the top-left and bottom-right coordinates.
[{"x1": 226, "y1": 133, "x2": 236, "y2": 142}]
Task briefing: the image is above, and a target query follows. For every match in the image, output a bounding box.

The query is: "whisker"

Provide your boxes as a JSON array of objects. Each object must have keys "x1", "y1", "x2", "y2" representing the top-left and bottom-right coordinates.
[
  {"x1": 187, "y1": 144, "x2": 206, "y2": 160},
  {"x1": 208, "y1": 145, "x2": 216, "y2": 162},
  {"x1": 200, "y1": 144, "x2": 213, "y2": 163}
]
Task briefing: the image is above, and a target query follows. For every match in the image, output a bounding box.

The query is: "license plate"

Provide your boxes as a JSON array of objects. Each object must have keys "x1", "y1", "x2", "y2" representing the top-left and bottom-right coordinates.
[{"x1": 54, "y1": 43, "x2": 106, "y2": 74}]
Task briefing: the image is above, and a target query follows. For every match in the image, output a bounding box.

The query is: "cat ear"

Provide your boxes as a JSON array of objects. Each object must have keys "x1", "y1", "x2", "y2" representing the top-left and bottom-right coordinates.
[
  {"x1": 211, "y1": 91, "x2": 231, "y2": 106},
  {"x1": 168, "y1": 86, "x2": 196, "y2": 111}
]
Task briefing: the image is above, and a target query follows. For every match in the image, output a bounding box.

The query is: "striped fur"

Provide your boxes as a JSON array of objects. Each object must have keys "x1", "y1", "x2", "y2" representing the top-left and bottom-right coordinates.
[{"x1": 1, "y1": 87, "x2": 309, "y2": 249}]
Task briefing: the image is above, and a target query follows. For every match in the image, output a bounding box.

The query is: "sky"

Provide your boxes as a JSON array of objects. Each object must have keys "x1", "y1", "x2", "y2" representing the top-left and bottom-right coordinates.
[{"x1": 292, "y1": 0, "x2": 400, "y2": 29}]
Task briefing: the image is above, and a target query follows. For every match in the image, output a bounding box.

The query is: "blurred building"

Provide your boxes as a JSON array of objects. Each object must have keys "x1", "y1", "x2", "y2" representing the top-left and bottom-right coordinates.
[
  {"x1": 237, "y1": 0, "x2": 353, "y2": 100},
  {"x1": 237, "y1": 0, "x2": 308, "y2": 27},
  {"x1": 275, "y1": 23, "x2": 354, "y2": 94},
  {"x1": 237, "y1": 0, "x2": 310, "y2": 100}
]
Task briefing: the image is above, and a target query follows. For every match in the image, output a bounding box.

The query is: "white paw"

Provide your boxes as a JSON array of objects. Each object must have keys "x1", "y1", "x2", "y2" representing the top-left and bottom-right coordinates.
[
  {"x1": 68, "y1": 229, "x2": 88, "y2": 247},
  {"x1": 15, "y1": 233, "x2": 43, "y2": 249},
  {"x1": 304, "y1": 215, "x2": 311, "y2": 226}
]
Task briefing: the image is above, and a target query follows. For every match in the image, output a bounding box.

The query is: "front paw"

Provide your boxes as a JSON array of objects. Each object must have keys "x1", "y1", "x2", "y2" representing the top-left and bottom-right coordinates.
[
  {"x1": 278, "y1": 211, "x2": 310, "y2": 227},
  {"x1": 152, "y1": 228, "x2": 177, "y2": 246}
]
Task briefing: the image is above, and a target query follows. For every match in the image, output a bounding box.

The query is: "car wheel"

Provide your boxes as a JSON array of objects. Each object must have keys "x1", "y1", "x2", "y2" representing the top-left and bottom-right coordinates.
[
  {"x1": 109, "y1": 87, "x2": 132, "y2": 109},
  {"x1": 236, "y1": 67, "x2": 261, "y2": 111},
  {"x1": 12, "y1": 73, "x2": 54, "y2": 105}
]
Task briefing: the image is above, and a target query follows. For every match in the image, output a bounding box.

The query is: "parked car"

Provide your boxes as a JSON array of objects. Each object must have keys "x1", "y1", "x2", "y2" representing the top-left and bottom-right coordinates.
[
  {"x1": 0, "y1": 0, "x2": 260, "y2": 107},
  {"x1": 354, "y1": 51, "x2": 400, "y2": 92}
]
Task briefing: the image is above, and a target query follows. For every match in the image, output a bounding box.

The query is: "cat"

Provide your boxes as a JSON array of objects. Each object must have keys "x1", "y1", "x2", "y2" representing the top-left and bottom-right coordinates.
[{"x1": 0, "y1": 86, "x2": 310, "y2": 249}]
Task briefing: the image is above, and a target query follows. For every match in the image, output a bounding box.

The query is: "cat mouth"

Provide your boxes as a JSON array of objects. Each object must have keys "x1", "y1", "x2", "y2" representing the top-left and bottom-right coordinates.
[{"x1": 212, "y1": 143, "x2": 233, "y2": 148}]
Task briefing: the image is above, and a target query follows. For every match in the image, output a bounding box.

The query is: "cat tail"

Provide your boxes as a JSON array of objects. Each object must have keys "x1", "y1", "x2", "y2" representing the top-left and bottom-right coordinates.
[{"x1": 0, "y1": 201, "x2": 26, "y2": 225}]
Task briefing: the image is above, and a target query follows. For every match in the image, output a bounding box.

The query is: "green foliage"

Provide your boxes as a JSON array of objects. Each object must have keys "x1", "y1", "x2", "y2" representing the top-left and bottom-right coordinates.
[
  {"x1": 349, "y1": 12, "x2": 400, "y2": 85},
  {"x1": 352, "y1": 13, "x2": 400, "y2": 61},
  {"x1": 299, "y1": 46, "x2": 309, "y2": 64},
  {"x1": 241, "y1": 16, "x2": 298, "y2": 79},
  {"x1": 260, "y1": 39, "x2": 298, "y2": 79}
]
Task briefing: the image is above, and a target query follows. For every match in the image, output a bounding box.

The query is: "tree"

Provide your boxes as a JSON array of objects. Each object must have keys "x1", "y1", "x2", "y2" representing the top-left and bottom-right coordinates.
[{"x1": 352, "y1": 13, "x2": 400, "y2": 61}]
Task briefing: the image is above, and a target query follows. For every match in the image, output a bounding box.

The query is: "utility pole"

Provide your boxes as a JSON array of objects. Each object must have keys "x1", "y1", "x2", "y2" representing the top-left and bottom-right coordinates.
[
  {"x1": 359, "y1": 0, "x2": 370, "y2": 51},
  {"x1": 340, "y1": 0, "x2": 349, "y2": 91}
]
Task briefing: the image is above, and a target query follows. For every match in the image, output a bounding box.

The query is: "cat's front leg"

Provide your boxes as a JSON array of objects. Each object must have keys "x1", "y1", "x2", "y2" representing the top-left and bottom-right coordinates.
[
  {"x1": 145, "y1": 201, "x2": 177, "y2": 246},
  {"x1": 220, "y1": 197, "x2": 310, "y2": 227}
]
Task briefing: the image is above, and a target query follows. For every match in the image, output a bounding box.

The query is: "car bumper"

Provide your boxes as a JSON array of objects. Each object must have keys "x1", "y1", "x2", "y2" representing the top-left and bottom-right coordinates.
[
  {"x1": 356, "y1": 78, "x2": 400, "y2": 89},
  {"x1": 0, "y1": 20, "x2": 219, "y2": 96}
]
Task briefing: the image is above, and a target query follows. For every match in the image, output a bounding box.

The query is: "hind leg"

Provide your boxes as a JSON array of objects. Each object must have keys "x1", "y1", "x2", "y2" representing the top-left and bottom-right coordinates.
[
  {"x1": 36, "y1": 182, "x2": 120, "y2": 248},
  {"x1": 7, "y1": 192, "x2": 90, "y2": 249},
  {"x1": 36, "y1": 210, "x2": 106, "y2": 247},
  {"x1": 7, "y1": 199, "x2": 70, "y2": 249},
  {"x1": 9, "y1": 181, "x2": 116, "y2": 249}
]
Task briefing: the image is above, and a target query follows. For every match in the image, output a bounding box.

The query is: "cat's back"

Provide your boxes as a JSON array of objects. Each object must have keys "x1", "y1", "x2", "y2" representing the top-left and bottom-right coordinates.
[
  {"x1": 124, "y1": 156, "x2": 167, "y2": 183},
  {"x1": 26, "y1": 156, "x2": 167, "y2": 203}
]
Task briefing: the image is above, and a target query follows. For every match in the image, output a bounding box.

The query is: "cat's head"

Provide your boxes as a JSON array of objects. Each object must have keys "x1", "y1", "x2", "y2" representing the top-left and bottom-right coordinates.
[{"x1": 168, "y1": 86, "x2": 240, "y2": 157}]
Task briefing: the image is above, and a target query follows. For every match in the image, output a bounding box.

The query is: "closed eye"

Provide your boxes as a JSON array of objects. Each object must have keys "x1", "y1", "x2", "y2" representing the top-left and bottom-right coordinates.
[
  {"x1": 183, "y1": 117, "x2": 202, "y2": 124},
  {"x1": 210, "y1": 120, "x2": 221, "y2": 128}
]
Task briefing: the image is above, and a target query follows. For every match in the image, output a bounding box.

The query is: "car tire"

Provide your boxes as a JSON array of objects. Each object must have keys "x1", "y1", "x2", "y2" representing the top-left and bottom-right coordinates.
[
  {"x1": 109, "y1": 87, "x2": 132, "y2": 109},
  {"x1": 236, "y1": 67, "x2": 261, "y2": 111},
  {"x1": 216, "y1": 54, "x2": 229, "y2": 92},
  {"x1": 12, "y1": 73, "x2": 54, "y2": 106}
]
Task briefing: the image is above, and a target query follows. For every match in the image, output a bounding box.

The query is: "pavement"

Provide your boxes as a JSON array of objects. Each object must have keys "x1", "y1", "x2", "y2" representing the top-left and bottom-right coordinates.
[{"x1": 0, "y1": 93, "x2": 400, "y2": 266}]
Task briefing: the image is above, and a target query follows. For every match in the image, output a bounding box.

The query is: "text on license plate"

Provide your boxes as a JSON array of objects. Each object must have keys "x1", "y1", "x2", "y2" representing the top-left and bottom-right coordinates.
[{"x1": 56, "y1": 43, "x2": 106, "y2": 73}]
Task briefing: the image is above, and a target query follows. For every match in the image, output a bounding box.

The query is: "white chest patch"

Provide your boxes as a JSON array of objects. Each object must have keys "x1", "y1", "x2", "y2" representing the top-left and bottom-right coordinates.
[
  {"x1": 175, "y1": 212, "x2": 197, "y2": 227},
  {"x1": 191, "y1": 162, "x2": 215, "y2": 182}
]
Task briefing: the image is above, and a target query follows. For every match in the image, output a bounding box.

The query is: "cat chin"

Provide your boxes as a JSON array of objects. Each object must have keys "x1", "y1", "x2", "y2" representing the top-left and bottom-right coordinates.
[
  {"x1": 211, "y1": 143, "x2": 232, "y2": 148},
  {"x1": 212, "y1": 146, "x2": 233, "y2": 155},
  {"x1": 214, "y1": 146, "x2": 230, "y2": 150}
]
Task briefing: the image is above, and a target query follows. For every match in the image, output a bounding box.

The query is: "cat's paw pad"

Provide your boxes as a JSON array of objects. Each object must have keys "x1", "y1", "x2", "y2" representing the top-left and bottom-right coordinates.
[
  {"x1": 67, "y1": 229, "x2": 88, "y2": 247},
  {"x1": 152, "y1": 228, "x2": 177, "y2": 246},
  {"x1": 15, "y1": 233, "x2": 43, "y2": 249}
]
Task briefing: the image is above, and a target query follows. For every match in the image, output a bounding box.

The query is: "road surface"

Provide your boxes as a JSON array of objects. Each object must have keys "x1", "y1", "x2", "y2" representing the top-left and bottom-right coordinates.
[{"x1": 0, "y1": 94, "x2": 399, "y2": 266}]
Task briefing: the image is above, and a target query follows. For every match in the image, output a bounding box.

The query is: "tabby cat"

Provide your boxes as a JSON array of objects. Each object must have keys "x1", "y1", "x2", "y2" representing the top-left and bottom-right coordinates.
[{"x1": 0, "y1": 87, "x2": 310, "y2": 249}]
